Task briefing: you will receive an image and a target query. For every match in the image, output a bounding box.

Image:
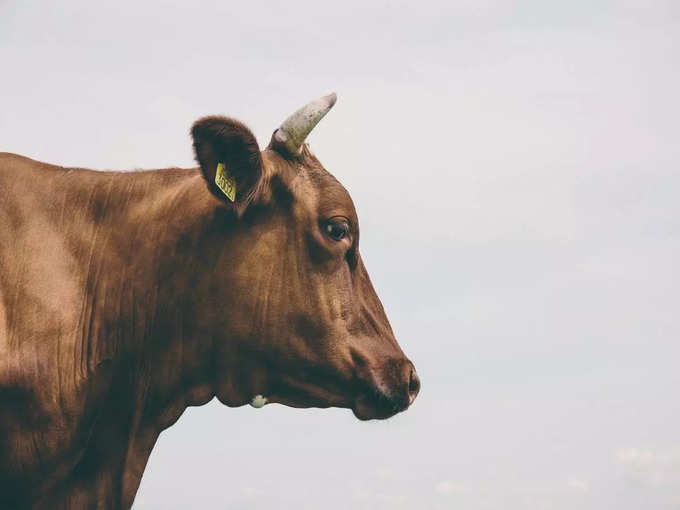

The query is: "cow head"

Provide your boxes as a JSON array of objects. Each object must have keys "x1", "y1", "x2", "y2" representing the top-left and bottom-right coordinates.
[{"x1": 189, "y1": 94, "x2": 419, "y2": 420}]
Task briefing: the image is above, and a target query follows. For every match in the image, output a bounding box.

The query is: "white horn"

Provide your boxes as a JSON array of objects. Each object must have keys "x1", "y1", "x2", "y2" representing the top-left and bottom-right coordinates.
[{"x1": 269, "y1": 93, "x2": 337, "y2": 155}]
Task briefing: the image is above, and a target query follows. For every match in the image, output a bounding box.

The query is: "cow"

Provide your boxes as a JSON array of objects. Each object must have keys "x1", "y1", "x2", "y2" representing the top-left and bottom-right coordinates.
[{"x1": 0, "y1": 93, "x2": 420, "y2": 509}]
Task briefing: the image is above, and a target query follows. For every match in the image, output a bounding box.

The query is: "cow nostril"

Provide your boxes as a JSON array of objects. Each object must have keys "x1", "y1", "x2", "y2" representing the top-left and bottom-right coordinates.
[{"x1": 408, "y1": 368, "x2": 420, "y2": 404}]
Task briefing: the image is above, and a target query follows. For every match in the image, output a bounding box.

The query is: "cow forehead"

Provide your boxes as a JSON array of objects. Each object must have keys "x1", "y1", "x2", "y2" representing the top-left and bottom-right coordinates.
[
  {"x1": 302, "y1": 166, "x2": 356, "y2": 219},
  {"x1": 263, "y1": 148, "x2": 358, "y2": 222}
]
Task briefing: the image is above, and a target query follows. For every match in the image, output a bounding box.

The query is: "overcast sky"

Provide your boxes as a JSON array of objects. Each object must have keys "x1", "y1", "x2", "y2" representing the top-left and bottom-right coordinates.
[{"x1": 2, "y1": 1, "x2": 679, "y2": 509}]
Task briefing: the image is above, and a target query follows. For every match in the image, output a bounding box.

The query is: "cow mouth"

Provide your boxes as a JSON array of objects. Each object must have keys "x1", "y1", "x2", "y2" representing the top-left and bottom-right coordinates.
[
  {"x1": 351, "y1": 390, "x2": 410, "y2": 421},
  {"x1": 262, "y1": 374, "x2": 411, "y2": 421}
]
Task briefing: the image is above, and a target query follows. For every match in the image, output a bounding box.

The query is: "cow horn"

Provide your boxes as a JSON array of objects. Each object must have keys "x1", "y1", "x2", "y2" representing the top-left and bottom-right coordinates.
[{"x1": 269, "y1": 93, "x2": 337, "y2": 155}]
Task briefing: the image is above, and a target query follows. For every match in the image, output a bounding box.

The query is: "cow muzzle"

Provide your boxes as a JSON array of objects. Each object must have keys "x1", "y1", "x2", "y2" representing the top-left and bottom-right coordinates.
[{"x1": 352, "y1": 358, "x2": 420, "y2": 420}]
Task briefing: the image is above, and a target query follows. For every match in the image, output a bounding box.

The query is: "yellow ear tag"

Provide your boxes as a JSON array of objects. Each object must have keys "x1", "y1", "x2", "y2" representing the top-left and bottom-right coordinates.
[{"x1": 214, "y1": 162, "x2": 236, "y2": 202}]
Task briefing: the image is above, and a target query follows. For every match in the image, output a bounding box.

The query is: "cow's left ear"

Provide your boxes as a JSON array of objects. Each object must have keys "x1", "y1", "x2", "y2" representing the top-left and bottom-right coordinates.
[{"x1": 191, "y1": 116, "x2": 263, "y2": 212}]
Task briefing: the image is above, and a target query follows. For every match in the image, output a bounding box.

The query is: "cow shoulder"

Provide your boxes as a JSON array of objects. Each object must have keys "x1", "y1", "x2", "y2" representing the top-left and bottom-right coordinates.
[{"x1": 0, "y1": 154, "x2": 123, "y2": 494}]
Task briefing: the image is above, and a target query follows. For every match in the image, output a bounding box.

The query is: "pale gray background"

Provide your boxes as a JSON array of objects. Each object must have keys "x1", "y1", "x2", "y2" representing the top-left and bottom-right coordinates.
[{"x1": 2, "y1": 1, "x2": 679, "y2": 509}]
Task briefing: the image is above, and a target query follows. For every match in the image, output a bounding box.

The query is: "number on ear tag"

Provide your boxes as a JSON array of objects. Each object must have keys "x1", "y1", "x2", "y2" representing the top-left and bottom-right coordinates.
[{"x1": 215, "y1": 162, "x2": 236, "y2": 202}]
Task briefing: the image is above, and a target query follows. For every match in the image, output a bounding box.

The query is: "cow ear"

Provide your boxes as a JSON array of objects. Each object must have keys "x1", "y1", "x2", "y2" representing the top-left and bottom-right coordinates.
[{"x1": 191, "y1": 116, "x2": 263, "y2": 212}]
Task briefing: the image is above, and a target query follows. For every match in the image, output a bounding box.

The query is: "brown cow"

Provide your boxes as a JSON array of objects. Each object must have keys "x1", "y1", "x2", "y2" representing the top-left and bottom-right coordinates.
[{"x1": 0, "y1": 94, "x2": 420, "y2": 509}]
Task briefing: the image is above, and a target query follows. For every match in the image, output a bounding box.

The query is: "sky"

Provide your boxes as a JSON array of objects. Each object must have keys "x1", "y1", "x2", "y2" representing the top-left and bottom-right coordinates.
[{"x1": 1, "y1": 1, "x2": 679, "y2": 508}]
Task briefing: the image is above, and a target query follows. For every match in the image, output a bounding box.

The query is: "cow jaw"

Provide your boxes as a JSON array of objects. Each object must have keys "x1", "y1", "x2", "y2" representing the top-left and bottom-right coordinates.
[
  {"x1": 244, "y1": 358, "x2": 419, "y2": 421},
  {"x1": 260, "y1": 370, "x2": 353, "y2": 411}
]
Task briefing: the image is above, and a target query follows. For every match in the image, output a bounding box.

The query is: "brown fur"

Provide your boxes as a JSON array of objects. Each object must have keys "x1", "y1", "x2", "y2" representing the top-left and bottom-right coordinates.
[{"x1": 0, "y1": 116, "x2": 419, "y2": 509}]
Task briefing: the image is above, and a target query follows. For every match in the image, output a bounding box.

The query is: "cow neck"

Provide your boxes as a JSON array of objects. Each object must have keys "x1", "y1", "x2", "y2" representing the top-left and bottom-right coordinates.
[
  {"x1": 56, "y1": 168, "x2": 232, "y2": 503},
  {"x1": 85, "y1": 169, "x2": 223, "y2": 414}
]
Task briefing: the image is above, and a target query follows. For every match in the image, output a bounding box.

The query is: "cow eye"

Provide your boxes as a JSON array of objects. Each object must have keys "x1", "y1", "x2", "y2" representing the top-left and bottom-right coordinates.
[{"x1": 324, "y1": 219, "x2": 350, "y2": 241}]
